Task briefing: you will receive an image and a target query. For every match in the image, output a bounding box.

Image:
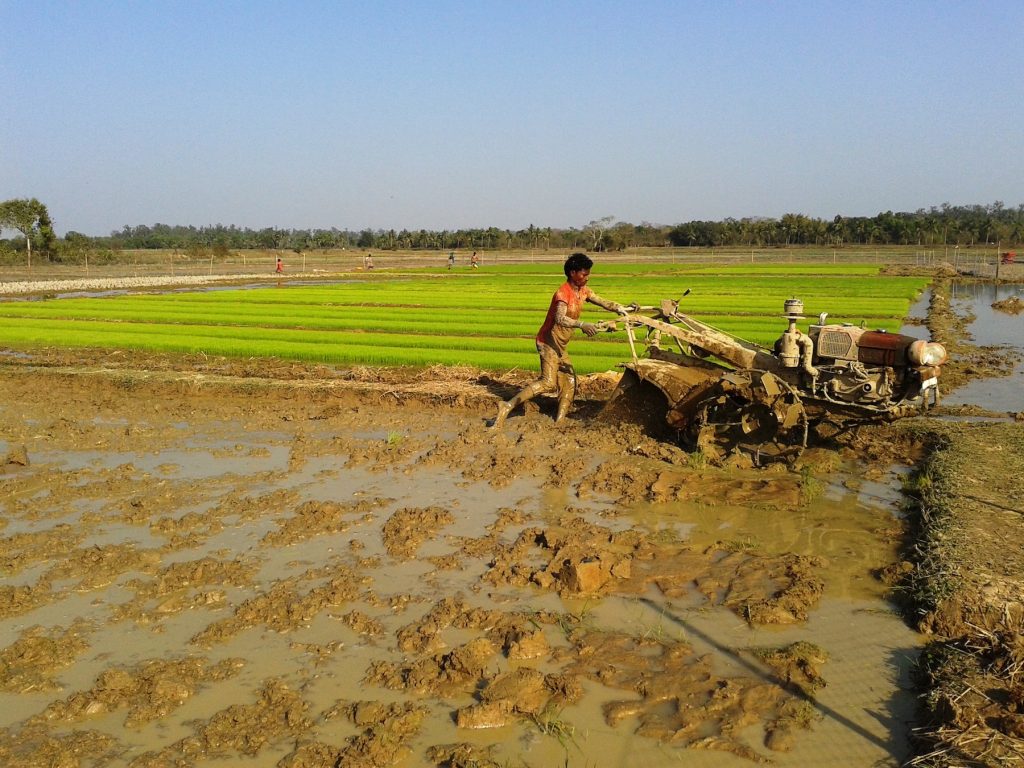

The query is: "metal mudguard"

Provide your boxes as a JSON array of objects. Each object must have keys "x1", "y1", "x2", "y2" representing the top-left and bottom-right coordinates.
[{"x1": 619, "y1": 358, "x2": 721, "y2": 409}]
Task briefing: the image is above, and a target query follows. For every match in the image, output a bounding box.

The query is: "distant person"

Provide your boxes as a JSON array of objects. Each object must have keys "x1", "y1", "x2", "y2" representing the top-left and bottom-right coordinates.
[
  {"x1": 275, "y1": 257, "x2": 283, "y2": 273},
  {"x1": 471, "y1": 251, "x2": 480, "y2": 269},
  {"x1": 448, "y1": 251, "x2": 456, "y2": 270},
  {"x1": 364, "y1": 253, "x2": 374, "y2": 270},
  {"x1": 490, "y1": 253, "x2": 634, "y2": 429}
]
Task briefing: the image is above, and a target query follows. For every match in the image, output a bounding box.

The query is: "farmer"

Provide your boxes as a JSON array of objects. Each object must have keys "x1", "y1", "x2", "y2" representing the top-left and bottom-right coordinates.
[
  {"x1": 490, "y1": 252, "x2": 634, "y2": 428},
  {"x1": 448, "y1": 251, "x2": 456, "y2": 270},
  {"x1": 275, "y1": 257, "x2": 283, "y2": 273}
]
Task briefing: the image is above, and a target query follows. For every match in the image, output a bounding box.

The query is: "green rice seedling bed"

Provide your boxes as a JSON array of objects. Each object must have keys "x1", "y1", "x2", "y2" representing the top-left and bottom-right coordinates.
[
  {"x1": 396, "y1": 262, "x2": 887, "y2": 277},
  {"x1": 0, "y1": 303, "x2": 547, "y2": 336},
  {"x1": 0, "y1": 298, "x2": 904, "y2": 345},
  {"x1": 45, "y1": 276, "x2": 919, "y2": 318},
  {"x1": 0, "y1": 266, "x2": 929, "y2": 372},
  {"x1": 0, "y1": 317, "x2": 626, "y2": 370}
]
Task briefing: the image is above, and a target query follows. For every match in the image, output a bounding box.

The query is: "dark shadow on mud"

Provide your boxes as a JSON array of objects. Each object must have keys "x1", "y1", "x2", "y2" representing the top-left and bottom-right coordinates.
[
  {"x1": 475, "y1": 371, "x2": 642, "y2": 428},
  {"x1": 591, "y1": 376, "x2": 674, "y2": 438},
  {"x1": 638, "y1": 597, "x2": 912, "y2": 757},
  {"x1": 475, "y1": 374, "x2": 519, "y2": 401},
  {"x1": 959, "y1": 494, "x2": 1024, "y2": 515}
]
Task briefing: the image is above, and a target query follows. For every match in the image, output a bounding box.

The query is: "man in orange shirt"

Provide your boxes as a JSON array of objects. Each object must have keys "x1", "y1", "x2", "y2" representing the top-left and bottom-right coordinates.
[{"x1": 491, "y1": 253, "x2": 632, "y2": 428}]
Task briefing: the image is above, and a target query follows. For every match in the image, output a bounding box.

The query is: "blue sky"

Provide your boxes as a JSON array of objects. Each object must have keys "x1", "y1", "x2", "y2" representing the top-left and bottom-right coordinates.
[{"x1": 2, "y1": 1, "x2": 1022, "y2": 236}]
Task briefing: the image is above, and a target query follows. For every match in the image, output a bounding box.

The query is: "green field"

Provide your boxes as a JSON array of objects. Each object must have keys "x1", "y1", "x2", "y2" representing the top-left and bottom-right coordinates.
[{"x1": 0, "y1": 263, "x2": 931, "y2": 374}]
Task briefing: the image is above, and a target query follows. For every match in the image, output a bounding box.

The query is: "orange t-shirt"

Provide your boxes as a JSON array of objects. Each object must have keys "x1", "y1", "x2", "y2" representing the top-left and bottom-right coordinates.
[{"x1": 536, "y1": 282, "x2": 593, "y2": 356}]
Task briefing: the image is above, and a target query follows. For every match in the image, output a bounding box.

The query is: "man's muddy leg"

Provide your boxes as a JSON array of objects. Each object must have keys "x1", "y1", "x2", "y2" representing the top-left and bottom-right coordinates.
[
  {"x1": 490, "y1": 344, "x2": 559, "y2": 429},
  {"x1": 555, "y1": 364, "x2": 577, "y2": 423},
  {"x1": 491, "y1": 381, "x2": 547, "y2": 429}
]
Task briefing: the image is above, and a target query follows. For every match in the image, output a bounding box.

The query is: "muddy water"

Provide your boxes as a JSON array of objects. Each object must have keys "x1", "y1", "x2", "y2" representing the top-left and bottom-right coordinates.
[
  {"x1": 941, "y1": 282, "x2": 1024, "y2": 412},
  {"x1": 610, "y1": 470, "x2": 919, "y2": 765},
  {"x1": 0, "y1": 374, "x2": 919, "y2": 767},
  {"x1": 899, "y1": 289, "x2": 932, "y2": 341}
]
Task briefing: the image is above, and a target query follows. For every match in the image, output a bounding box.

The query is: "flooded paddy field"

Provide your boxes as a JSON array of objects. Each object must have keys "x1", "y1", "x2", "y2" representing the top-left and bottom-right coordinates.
[
  {"x1": 0, "y1": 353, "x2": 924, "y2": 768},
  {"x1": 1, "y1": 270, "x2": 1021, "y2": 768},
  {"x1": 941, "y1": 280, "x2": 1024, "y2": 413}
]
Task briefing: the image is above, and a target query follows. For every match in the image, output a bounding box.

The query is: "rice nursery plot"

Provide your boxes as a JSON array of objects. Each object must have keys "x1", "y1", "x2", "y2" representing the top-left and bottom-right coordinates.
[{"x1": 0, "y1": 263, "x2": 931, "y2": 373}]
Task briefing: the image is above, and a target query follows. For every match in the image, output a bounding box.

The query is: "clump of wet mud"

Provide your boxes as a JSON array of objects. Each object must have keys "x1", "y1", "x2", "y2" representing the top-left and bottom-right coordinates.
[
  {"x1": 580, "y1": 455, "x2": 804, "y2": 506},
  {"x1": 418, "y1": 428, "x2": 554, "y2": 489},
  {"x1": 133, "y1": 678, "x2": 310, "y2": 764},
  {"x1": 262, "y1": 498, "x2": 386, "y2": 547},
  {"x1": 752, "y1": 641, "x2": 829, "y2": 697},
  {"x1": 992, "y1": 295, "x2": 1024, "y2": 314},
  {"x1": 113, "y1": 556, "x2": 257, "y2": 623},
  {"x1": 382, "y1": 506, "x2": 455, "y2": 559},
  {"x1": 828, "y1": 421, "x2": 929, "y2": 477},
  {"x1": 0, "y1": 540, "x2": 163, "y2": 621},
  {"x1": 484, "y1": 516, "x2": 640, "y2": 596},
  {"x1": 367, "y1": 636, "x2": 499, "y2": 695},
  {"x1": 36, "y1": 656, "x2": 243, "y2": 728},
  {"x1": 0, "y1": 728, "x2": 118, "y2": 768},
  {"x1": 426, "y1": 742, "x2": 501, "y2": 768},
  {"x1": 456, "y1": 667, "x2": 583, "y2": 729},
  {"x1": 0, "y1": 620, "x2": 93, "y2": 693},
  {"x1": 559, "y1": 631, "x2": 819, "y2": 758},
  {"x1": 337, "y1": 608, "x2": 385, "y2": 637},
  {"x1": 3, "y1": 444, "x2": 28, "y2": 467},
  {"x1": 0, "y1": 524, "x2": 86, "y2": 579},
  {"x1": 392, "y1": 596, "x2": 561, "y2": 658},
  {"x1": 283, "y1": 701, "x2": 427, "y2": 768},
  {"x1": 482, "y1": 515, "x2": 825, "y2": 624},
  {"x1": 367, "y1": 631, "x2": 576, "y2": 730},
  {"x1": 192, "y1": 562, "x2": 368, "y2": 645},
  {"x1": 343, "y1": 432, "x2": 428, "y2": 469},
  {"x1": 370, "y1": 594, "x2": 823, "y2": 754}
]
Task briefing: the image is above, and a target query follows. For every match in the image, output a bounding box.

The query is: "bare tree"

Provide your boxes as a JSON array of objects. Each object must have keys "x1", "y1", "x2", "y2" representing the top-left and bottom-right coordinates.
[{"x1": 582, "y1": 215, "x2": 615, "y2": 251}]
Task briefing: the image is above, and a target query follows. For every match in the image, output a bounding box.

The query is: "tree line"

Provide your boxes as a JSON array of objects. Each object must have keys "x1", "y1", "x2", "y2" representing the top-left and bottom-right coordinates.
[
  {"x1": 666, "y1": 204, "x2": 1024, "y2": 249},
  {"x1": 2, "y1": 199, "x2": 1022, "y2": 265}
]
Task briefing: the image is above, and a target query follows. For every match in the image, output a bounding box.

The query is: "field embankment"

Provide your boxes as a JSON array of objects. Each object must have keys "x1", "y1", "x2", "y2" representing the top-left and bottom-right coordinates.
[{"x1": 899, "y1": 420, "x2": 1024, "y2": 766}]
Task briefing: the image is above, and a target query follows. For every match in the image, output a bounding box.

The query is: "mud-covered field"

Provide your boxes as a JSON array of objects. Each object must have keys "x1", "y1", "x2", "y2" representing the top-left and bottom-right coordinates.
[
  {"x1": 2, "y1": 270, "x2": 1022, "y2": 768},
  {"x1": 0, "y1": 347, "x2": 929, "y2": 767}
]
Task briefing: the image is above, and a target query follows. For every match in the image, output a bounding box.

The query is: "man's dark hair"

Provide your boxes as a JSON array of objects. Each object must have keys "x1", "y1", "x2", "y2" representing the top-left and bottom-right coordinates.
[{"x1": 563, "y1": 252, "x2": 593, "y2": 278}]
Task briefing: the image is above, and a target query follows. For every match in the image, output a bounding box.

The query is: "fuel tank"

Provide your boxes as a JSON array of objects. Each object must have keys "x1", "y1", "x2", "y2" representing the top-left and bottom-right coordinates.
[{"x1": 811, "y1": 325, "x2": 946, "y2": 368}]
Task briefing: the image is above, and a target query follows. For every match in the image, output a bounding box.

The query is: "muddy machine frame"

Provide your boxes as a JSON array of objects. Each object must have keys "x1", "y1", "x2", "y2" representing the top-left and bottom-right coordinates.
[{"x1": 603, "y1": 295, "x2": 948, "y2": 465}]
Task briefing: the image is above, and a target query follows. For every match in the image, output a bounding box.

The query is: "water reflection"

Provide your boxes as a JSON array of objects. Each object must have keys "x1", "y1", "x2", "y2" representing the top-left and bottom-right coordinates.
[{"x1": 943, "y1": 281, "x2": 1024, "y2": 411}]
